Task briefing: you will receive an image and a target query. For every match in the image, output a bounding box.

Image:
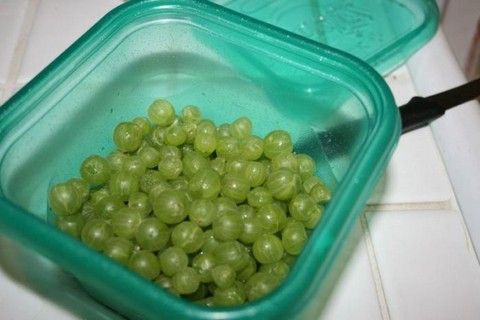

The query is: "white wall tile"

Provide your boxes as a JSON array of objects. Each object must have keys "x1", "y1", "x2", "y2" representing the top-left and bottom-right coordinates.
[
  {"x1": 0, "y1": 0, "x2": 29, "y2": 83},
  {"x1": 18, "y1": 0, "x2": 122, "y2": 83},
  {"x1": 369, "y1": 67, "x2": 454, "y2": 204},
  {"x1": 368, "y1": 210, "x2": 480, "y2": 320}
]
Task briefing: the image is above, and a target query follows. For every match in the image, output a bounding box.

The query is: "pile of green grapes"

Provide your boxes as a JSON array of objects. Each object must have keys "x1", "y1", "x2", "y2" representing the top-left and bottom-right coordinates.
[{"x1": 48, "y1": 99, "x2": 331, "y2": 306}]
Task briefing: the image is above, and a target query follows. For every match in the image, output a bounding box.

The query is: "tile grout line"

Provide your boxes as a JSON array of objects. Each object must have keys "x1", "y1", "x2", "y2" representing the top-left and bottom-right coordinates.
[
  {"x1": 360, "y1": 213, "x2": 391, "y2": 320},
  {"x1": 0, "y1": 0, "x2": 40, "y2": 102}
]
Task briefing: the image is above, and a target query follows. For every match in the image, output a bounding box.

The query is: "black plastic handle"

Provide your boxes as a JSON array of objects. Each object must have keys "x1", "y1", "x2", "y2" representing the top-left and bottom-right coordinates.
[{"x1": 400, "y1": 78, "x2": 480, "y2": 134}]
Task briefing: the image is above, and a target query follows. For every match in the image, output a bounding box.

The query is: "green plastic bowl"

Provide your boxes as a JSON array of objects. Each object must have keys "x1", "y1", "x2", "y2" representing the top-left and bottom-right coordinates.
[{"x1": 0, "y1": 0, "x2": 400, "y2": 319}]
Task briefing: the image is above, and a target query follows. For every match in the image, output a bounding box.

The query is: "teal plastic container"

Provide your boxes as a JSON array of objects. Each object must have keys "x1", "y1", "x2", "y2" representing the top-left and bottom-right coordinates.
[
  {"x1": 213, "y1": 0, "x2": 439, "y2": 75},
  {"x1": 0, "y1": 0, "x2": 400, "y2": 319}
]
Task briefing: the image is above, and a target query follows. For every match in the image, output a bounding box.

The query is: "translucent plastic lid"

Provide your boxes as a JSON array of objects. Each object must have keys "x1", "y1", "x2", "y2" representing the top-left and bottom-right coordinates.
[{"x1": 213, "y1": 0, "x2": 439, "y2": 75}]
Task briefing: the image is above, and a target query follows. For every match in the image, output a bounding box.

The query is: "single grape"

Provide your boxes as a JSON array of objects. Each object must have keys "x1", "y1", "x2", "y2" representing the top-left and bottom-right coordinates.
[
  {"x1": 159, "y1": 247, "x2": 188, "y2": 276},
  {"x1": 237, "y1": 256, "x2": 257, "y2": 282},
  {"x1": 210, "y1": 157, "x2": 226, "y2": 176},
  {"x1": 128, "y1": 250, "x2": 161, "y2": 280},
  {"x1": 189, "y1": 168, "x2": 221, "y2": 199},
  {"x1": 239, "y1": 217, "x2": 262, "y2": 244},
  {"x1": 247, "y1": 187, "x2": 273, "y2": 208},
  {"x1": 310, "y1": 183, "x2": 331, "y2": 204},
  {"x1": 229, "y1": 117, "x2": 252, "y2": 139},
  {"x1": 192, "y1": 252, "x2": 216, "y2": 283},
  {"x1": 121, "y1": 155, "x2": 146, "y2": 177},
  {"x1": 132, "y1": 117, "x2": 151, "y2": 136},
  {"x1": 137, "y1": 145, "x2": 161, "y2": 169},
  {"x1": 263, "y1": 130, "x2": 293, "y2": 159},
  {"x1": 182, "y1": 122, "x2": 197, "y2": 144},
  {"x1": 128, "y1": 192, "x2": 152, "y2": 217},
  {"x1": 201, "y1": 229, "x2": 220, "y2": 254},
  {"x1": 252, "y1": 234, "x2": 284, "y2": 264},
  {"x1": 148, "y1": 99, "x2": 175, "y2": 127},
  {"x1": 216, "y1": 123, "x2": 231, "y2": 138},
  {"x1": 194, "y1": 133, "x2": 216, "y2": 156},
  {"x1": 237, "y1": 204, "x2": 255, "y2": 220},
  {"x1": 172, "y1": 267, "x2": 200, "y2": 295},
  {"x1": 146, "y1": 126, "x2": 166, "y2": 148},
  {"x1": 165, "y1": 125, "x2": 187, "y2": 146},
  {"x1": 243, "y1": 161, "x2": 267, "y2": 187},
  {"x1": 104, "y1": 237, "x2": 134, "y2": 264},
  {"x1": 57, "y1": 214, "x2": 85, "y2": 238},
  {"x1": 155, "y1": 274, "x2": 174, "y2": 293},
  {"x1": 108, "y1": 151, "x2": 128, "y2": 172},
  {"x1": 260, "y1": 261, "x2": 290, "y2": 281},
  {"x1": 302, "y1": 175, "x2": 320, "y2": 193},
  {"x1": 111, "y1": 207, "x2": 143, "y2": 239},
  {"x1": 94, "y1": 195, "x2": 124, "y2": 219},
  {"x1": 266, "y1": 168, "x2": 300, "y2": 201},
  {"x1": 113, "y1": 122, "x2": 143, "y2": 152},
  {"x1": 135, "y1": 218, "x2": 170, "y2": 251},
  {"x1": 213, "y1": 241, "x2": 249, "y2": 271},
  {"x1": 79, "y1": 201, "x2": 97, "y2": 221},
  {"x1": 90, "y1": 187, "x2": 110, "y2": 207},
  {"x1": 240, "y1": 136, "x2": 264, "y2": 161},
  {"x1": 158, "y1": 156, "x2": 183, "y2": 180},
  {"x1": 216, "y1": 136, "x2": 241, "y2": 159},
  {"x1": 213, "y1": 212, "x2": 243, "y2": 241},
  {"x1": 182, "y1": 151, "x2": 209, "y2": 177},
  {"x1": 152, "y1": 190, "x2": 188, "y2": 224},
  {"x1": 212, "y1": 264, "x2": 236, "y2": 289},
  {"x1": 225, "y1": 159, "x2": 247, "y2": 176},
  {"x1": 67, "y1": 178, "x2": 89, "y2": 204},
  {"x1": 271, "y1": 153, "x2": 298, "y2": 172},
  {"x1": 214, "y1": 197, "x2": 238, "y2": 217},
  {"x1": 148, "y1": 180, "x2": 172, "y2": 204},
  {"x1": 197, "y1": 120, "x2": 216, "y2": 135},
  {"x1": 171, "y1": 221, "x2": 204, "y2": 254},
  {"x1": 296, "y1": 153, "x2": 316, "y2": 178},
  {"x1": 109, "y1": 171, "x2": 139, "y2": 201},
  {"x1": 221, "y1": 174, "x2": 250, "y2": 203},
  {"x1": 256, "y1": 203, "x2": 287, "y2": 234},
  {"x1": 188, "y1": 199, "x2": 215, "y2": 227},
  {"x1": 245, "y1": 272, "x2": 279, "y2": 301},
  {"x1": 303, "y1": 205, "x2": 324, "y2": 229},
  {"x1": 81, "y1": 219, "x2": 112, "y2": 251},
  {"x1": 281, "y1": 220, "x2": 308, "y2": 255},
  {"x1": 180, "y1": 105, "x2": 201, "y2": 123},
  {"x1": 213, "y1": 281, "x2": 246, "y2": 306},
  {"x1": 139, "y1": 170, "x2": 165, "y2": 193},
  {"x1": 288, "y1": 193, "x2": 317, "y2": 222},
  {"x1": 49, "y1": 182, "x2": 83, "y2": 216},
  {"x1": 170, "y1": 176, "x2": 189, "y2": 191}
]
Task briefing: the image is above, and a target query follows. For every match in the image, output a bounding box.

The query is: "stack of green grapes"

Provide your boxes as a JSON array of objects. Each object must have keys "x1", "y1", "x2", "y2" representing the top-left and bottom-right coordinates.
[{"x1": 48, "y1": 99, "x2": 331, "y2": 306}]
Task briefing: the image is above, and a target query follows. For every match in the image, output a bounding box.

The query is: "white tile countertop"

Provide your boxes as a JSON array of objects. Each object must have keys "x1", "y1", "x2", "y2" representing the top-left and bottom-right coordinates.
[{"x1": 1, "y1": 1, "x2": 480, "y2": 319}]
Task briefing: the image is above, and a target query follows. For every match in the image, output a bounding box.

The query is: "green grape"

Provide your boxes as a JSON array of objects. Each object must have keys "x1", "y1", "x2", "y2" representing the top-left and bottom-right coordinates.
[
  {"x1": 137, "y1": 145, "x2": 161, "y2": 169},
  {"x1": 188, "y1": 199, "x2": 215, "y2": 227},
  {"x1": 158, "y1": 145, "x2": 181, "y2": 160},
  {"x1": 213, "y1": 212, "x2": 243, "y2": 241},
  {"x1": 189, "y1": 168, "x2": 221, "y2": 199},
  {"x1": 111, "y1": 207, "x2": 143, "y2": 239},
  {"x1": 186, "y1": 283, "x2": 209, "y2": 301},
  {"x1": 239, "y1": 217, "x2": 262, "y2": 244},
  {"x1": 210, "y1": 157, "x2": 226, "y2": 176},
  {"x1": 241, "y1": 136, "x2": 264, "y2": 161},
  {"x1": 229, "y1": 117, "x2": 252, "y2": 139},
  {"x1": 212, "y1": 264, "x2": 236, "y2": 289},
  {"x1": 273, "y1": 200, "x2": 288, "y2": 215},
  {"x1": 121, "y1": 155, "x2": 146, "y2": 177},
  {"x1": 135, "y1": 218, "x2": 170, "y2": 251},
  {"x1": 271, "y1": 153, "x2": 298, "y2": 172},
  {"x1": 128, "y1": 192, "x2": 152, "y2": 217},
  {"x1": 281, "y1": 221, "x2": 307, "y2": 255},
  {"x1": 192, "y1": 252, "x2": 216, "y2": 283},
  {"x1": 140, "y1": 170, "x2": 165, "y2": 193},
  {"x1": 172, "y1": 267, "x2": 200, "y2": 295},
  {"x1": 90, "y1": 187, "x2": 110, "y2": 207},
  {"x1": 171, "y1": 221, "x2": 204, "y2": 254},
  {"x1": 213, "y1": 281, "x2": 246, "y2": 306},
  {"x1": 225, "y1": 159, "x2": 247, "y2": 176},
  {"x1": 68, "y1": 178, "x2": 89, "y2": 204},
  {"x1": 158, "y1": 156, "x2": 183, "y2": 180},
  {"x1": 202, "y1": 229, "x2": 220, "y2": 254},
  {"x1": 165, "y1": 125, "x2": 187, "y2": 146},
  {"x1": 94, "y1": 195, "x2": 124, "y2": 219},
  {"x1": 148, "y1": 180, "x2": 171, "y2": 204},
  {"x1": 159, "y1": 247, "x2": 188, "y2": 276},
  {"x1": 252, "y1": 234, "x2": 284, "y2": 264},
  {"x1": 260, "y1": 261, "x2": 289, "y2": 281},
  {"x1": 148, "y1": 99, "x2": 175, "y2": 127},
  {"x1": 113, "y1": 122, "x2": 143, "y2": 152},
  {"x1": 194, "y1": 133, "x2": 216, "y2": 156},
  {"x1": 81, "y1": 219, "x2": 112, "y2": 251},
  {"x1": 213, "y1": 241, "x2": 249, "y2": 271},
  {"x1": 108, "y1": 151, "x2": 128, "y2": 172},
  {"x1": 152, "y1": 190, "x2": 188, "y2": 224},
  {"x1": 237, "y1": 204, "x2": 255, "y2": 220},
  {"x1": 181, "y1": 105, "x2": 201, "y2": 123},
  {"x1": 216, "y1": 137, "x2": 241, "y2": 159},
  {"x1": 245, "y1": 272, "x2": 279, "y2": 301},
  {"x1": 310, "y1": 183, "x2": 331, "y2": 204},
  {"x1": 49, "y1": 182, "x2": 83, "y2": 216},
  {"x1": 221, "y1": 174, "x2": 250, "y2": 203},
  {"x1": 288, "y1": 193, "x2": 317, "y2": 222},
  {"x1": 304, "y1": 205, "x2": 324, "y2": 229},
  {"x1": 57, "y1": 214, "x2": 85, "y2": 238},
  {"x1": 132, "y1": 117, "x2": 151, "y2": 136},
  {"x1": 128, "y1": 250, "x2": 161, "y2": 280},
  {"x1": 263, "y1": 130, "x2": 293, "y2": 159},
  {"x1": 109, "y1": 171, "x2": 139, "y2": 201},
  {"x1": 256, "y1": 203, "x2": 287, "y2": 234},
  {"x1": 296, "y1": 153, "x2": 316, "y2": 178},
  {"x1": 237, "y1": 257, "x2": 257, "y2": 282},
  {"x1": 182, "y1": 122, "x2": 197, "y2": 144},
  {"x1": 197, "y1": 120, "x2": 216, "y2": 135},
  {"x1": 302, "y1": 175, "x2": 320, "y2": 193},
  {"x1": 104, "y1": 237, "x2": 134, "y2": 264},
  {"x1": 146, "y1": 126, "x2": 166, "y2": 148},
  {"x1": 247, "y1": 187, "x2": 273, "y2": 208},
  {"x1": 155, "y1": 274, "x2": 174, "y2": 293},
  {"x1": 169, "y1": 176, "x2": 188, "y2": 191},
  {"x1": 216, "y1": 123, "x2": 231, "y2": 138},
  {"x1": 266, "y1": 168, "x2": 300, "y2": 201},
  {"x1": 243, "y1": 161, "x2": 267, "y2": 187},
  {"x1": 80, "y1": 201, "x2": 97, "y2": 221},
  {"x1": 182, "y1": 151, "x2": 209, "y2": 177},
  {"x1": 214, "y1": 197, "x2": 238, "y2": 217}
]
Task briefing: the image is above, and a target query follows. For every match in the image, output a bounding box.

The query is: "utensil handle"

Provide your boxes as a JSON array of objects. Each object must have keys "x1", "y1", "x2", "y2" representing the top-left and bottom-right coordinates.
[{"x1": 400, "y1": 78, "x2": 480, "y2": 134}]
